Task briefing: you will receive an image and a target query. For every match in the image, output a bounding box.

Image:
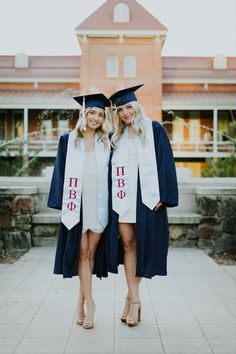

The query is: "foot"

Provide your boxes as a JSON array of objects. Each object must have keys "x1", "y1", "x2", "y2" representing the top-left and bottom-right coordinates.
[
  {"x1": 76, "y1": 299, "x2": 85, "y2": 325},
  {"x1": 83, "y1": 301, "x2": 96, "y2": 329},
  {"x1": 126, "y1": 301, "x2": 141, "y2": 327},
  {"x1": 120, "y1": 296, "x2": 130, "y2": 323}
]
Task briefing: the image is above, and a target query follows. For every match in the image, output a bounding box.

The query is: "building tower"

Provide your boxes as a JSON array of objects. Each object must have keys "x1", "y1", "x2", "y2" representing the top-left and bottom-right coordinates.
[{"x1": 75, "y1": 0, "x2": 167, "y2": 120}]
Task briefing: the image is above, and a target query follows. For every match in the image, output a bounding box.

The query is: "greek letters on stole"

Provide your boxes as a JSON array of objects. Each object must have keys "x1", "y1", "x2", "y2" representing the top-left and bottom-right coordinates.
[{"x1": 112, "y1": 118, "x2": 160, "y2": 216}]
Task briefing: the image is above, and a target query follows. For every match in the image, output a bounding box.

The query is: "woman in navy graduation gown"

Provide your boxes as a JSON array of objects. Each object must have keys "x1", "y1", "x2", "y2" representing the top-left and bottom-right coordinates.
[
  {"x1": 108, "y1": 84, "x2": 178, "y2": 327},
  {"x1": 48, "y1": 93, "x2": 111, "y2": 329}
]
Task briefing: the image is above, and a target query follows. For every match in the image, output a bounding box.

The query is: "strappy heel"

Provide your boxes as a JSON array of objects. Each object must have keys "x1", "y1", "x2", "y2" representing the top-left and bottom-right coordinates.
[
  {"x1": 120, "y1": 296, "x2": 130, "y2": 323},
  {"x1": 83, "y1": 300, "x2": 96, "y2": 329},
  {"x1": 126, "y1": 301, "x2": 142, "y2": 327},
  {"x1": 76, "y1": 316, "x2": 85, "y2": 325},
  {"x1": 76, "y1": 297, "x2": 85, "y2": 325}
]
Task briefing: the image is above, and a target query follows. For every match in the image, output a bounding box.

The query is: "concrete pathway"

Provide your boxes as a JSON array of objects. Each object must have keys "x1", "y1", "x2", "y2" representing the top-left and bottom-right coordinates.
[{"x1": 0, "y1": 247, "x2": 236, "y2": 354}]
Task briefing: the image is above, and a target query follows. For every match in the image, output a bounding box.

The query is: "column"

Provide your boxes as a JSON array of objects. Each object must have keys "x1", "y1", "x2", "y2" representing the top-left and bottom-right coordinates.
[
  {"x1": 23, "y1": 108, "x2": 28, "y2": 155},
  {"x1": 213, "y1": 109, "x2": 218, "y2": 154}
]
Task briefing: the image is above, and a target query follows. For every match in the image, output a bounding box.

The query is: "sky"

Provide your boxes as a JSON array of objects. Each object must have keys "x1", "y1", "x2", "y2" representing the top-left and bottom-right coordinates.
[{"x1": 0, "y1": 0, "x2": 236, "y2": 57}]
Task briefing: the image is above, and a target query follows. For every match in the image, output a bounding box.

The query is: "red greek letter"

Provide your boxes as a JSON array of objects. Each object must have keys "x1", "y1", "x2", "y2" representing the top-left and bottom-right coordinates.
[
  {"x1": 69, "y1": 190, "x2": 77, "y2": 199},
  {"x1": 118, "y1": 179, "x2": 125, "y2": 188},
  {"x1": 116, "y1": 166, "x2": 125, "y2": 176},
  {"x1": 68, "y1": 177, "x2": 78, "y2": 187},
  {"x1": 117, "y1": 190, "x2": 126, "y2": 199},
  {"x1": 67, "y1": 202, "x2": 76, "y2": 211}
]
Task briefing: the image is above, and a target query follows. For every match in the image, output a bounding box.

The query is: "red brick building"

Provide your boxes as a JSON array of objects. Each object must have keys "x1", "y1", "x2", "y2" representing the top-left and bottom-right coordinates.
[{"x1": 0, "y1": 0, "x2": 236, "y2": 176}]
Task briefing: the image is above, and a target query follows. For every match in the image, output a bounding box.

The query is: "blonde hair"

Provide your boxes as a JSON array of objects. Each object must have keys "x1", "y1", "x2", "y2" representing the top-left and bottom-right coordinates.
[
  {"x1": 111, "y1": 101, "x2": 146, "y2": 149},
  {"x1": 75, "y1": 107, "x2": 111, "y2": 148}
]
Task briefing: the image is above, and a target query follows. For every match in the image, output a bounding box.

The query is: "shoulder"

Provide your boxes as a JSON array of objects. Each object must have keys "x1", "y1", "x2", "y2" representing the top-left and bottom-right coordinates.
[
  {"x1": 151, "y1": 120, "x2": 163, "y2": 130},
  {"x1": 60, "y1": 133, "x2": 69, "y2": 142},
  {"x1": 58, "y1": 133, "x2": 69, "y2": 146}
]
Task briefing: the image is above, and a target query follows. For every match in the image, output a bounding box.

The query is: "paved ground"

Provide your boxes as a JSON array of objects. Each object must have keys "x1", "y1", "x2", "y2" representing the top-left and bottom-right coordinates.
[{"x1": 0, "y1": 247, "x2": 236, "y2": 354}]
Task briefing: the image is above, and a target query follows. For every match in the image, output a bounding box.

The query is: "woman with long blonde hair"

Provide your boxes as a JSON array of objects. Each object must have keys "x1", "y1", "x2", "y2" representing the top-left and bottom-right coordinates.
[
  {"x1": 48, "y1": 93, "x2": 111, "y2": 329},
  {"x1": 108, "y1": 84, "x2": 178, "y2": 327}
]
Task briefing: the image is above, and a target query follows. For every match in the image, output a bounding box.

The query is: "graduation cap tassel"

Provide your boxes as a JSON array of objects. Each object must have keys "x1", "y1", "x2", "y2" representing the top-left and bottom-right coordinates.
[{"x1": 82, "y1": 96, "x2": 86, "y2": 131}]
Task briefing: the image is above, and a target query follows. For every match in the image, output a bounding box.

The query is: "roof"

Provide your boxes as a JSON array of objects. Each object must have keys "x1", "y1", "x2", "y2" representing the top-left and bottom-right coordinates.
[
  {"x1": 162, "y1": 57, "x2": 236, "y2": 83},
  {"x1": 0, "y1": 55, "x2": 235, "y2": 84},
  {"x1": 75, "y1": 0, "x2": 167, "y2": 33},
  {"x1": 0, "y1": 56, "x2": 80, "y2": 82},
  {"x1": 0, "y1": 90, "x2": 79, "y2": 109},
  {"x1": 1, "y1": 90, "x2": 235, "y2": 110},
  {"x1": 163, "y1": 92, "x2": 236, "y2": 109}
]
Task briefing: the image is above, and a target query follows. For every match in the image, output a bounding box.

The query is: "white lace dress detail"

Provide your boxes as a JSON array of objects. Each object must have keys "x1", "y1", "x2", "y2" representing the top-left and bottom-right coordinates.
[
  {"x1": 82, "y1": 150, "x2": 104, "y2": 234},
  {"x1": 119, "y1": 138, "x2": 138, "y2": 223}
]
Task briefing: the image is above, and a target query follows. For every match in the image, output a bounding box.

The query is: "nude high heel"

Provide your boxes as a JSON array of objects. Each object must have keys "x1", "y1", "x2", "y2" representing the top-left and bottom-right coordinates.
[
  {"x1": 83, "y1": 300, "x2": 96, "y2": 329},
  {"x1": 76, "y1": 297, "x2": 85, "y2": 325},
  {"x1": 120, "y1": 296, "x2": 130, "y2": 323},
  {"x1": 126, "y1": 301, "x2": 142, "y2": 327}
]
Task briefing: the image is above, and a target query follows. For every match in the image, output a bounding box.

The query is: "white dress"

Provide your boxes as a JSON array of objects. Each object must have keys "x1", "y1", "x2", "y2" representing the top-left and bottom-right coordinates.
[
  {"x1": 119, "y1": 138, "x2": 138, "y2": 223},
  {"x1": 82, "y1": 150, "x2": 104, "y2": 234}
]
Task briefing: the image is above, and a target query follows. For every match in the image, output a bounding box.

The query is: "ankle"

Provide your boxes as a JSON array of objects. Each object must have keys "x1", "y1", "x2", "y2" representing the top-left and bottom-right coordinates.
[
  {"x1": 129, "y1": 297, "x2": 140, "y2": 303},
  {"x1": 86, "y1": 300, "x2": 95, "y2": 307}
]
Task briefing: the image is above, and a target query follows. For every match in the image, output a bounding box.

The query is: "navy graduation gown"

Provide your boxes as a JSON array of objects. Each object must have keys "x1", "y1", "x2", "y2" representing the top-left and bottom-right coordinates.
[
  {"x1": 47, "y1": 134, "x2": 108, "y2": 279},
  {"x1": 107, "y1": 121, "x2": 178, "y2": 279}
]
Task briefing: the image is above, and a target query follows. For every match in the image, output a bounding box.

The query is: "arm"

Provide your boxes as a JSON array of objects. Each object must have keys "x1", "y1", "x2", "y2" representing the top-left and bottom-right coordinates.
[
  {"x1": 47, "y1": 134, "x2": 68, "y2": 210},
  {"x1": 153, "y1": 121, "x2": 178, "y2": 208}
]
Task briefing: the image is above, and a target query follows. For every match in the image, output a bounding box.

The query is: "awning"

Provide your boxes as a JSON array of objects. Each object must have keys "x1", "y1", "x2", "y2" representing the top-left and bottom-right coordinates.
[
  {"x1": 0, "y1": 90, "x2": 236, "y2": 110},
  {"x1": 163, "y1": 92, "x2": 236, "y2": 109},
  {"x1": 0, "y1": 90, "x2": 79, "y2": 109}
]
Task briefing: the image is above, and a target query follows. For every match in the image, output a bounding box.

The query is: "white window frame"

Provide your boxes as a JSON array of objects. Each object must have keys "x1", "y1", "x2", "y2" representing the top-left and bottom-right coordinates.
[
  {"x1": 106, "y1": 55, "x2": 119, "y2": 78},
  {"x1": 113, "y1": 3, "x2": 130, "y2": 23},
  {"x1": 123, "y1": 55, "x2": 136, "y2": 78}
]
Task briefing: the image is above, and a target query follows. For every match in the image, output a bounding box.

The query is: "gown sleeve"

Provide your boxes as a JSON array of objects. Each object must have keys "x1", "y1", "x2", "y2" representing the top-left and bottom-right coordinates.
[
  {"x1": 153, "y1": 121, "x2": 178, "y2": 208},
  {"x1": 47, "y1": 134, "x2": 68, "y2": 210}
]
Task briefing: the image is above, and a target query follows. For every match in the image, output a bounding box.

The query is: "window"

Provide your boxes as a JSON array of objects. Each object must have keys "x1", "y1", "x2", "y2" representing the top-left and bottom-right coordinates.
[
  {"x1": 113, "y1": 3, "x2": 130, "y2": 23},
  {"x1": 213, "y1": 55, "x2": 227, "y2": 70},
  {"x1": 106, "y1": 55, "x2": 119, "y2": 78},
  {"x1": 13, "y1": 111, "x2": 24, "y2": 139},
  {"x1": 0, "y1": 111, "x2": 6, "y2": 140},
  {"x1": 15, "y1": 53, "x2": 29, "y2": 68},
  {"x1": 124, "y1": 55, "x2": 136, "y2": 78}
]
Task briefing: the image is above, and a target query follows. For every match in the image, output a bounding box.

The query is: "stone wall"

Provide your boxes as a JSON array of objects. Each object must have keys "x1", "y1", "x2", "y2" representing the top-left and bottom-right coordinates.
[
  {"x1": 168, "y1": 188, "x2": 236, "y2": 252},
  {"x1": 0, "y1": 180, "x2": 236, "y2": 255},
  {"x1": 0, "y1": 187, "x2": 38, "y2": 253},
  {"x1": 195, "y1": 188, "x2": 236, "y2": 253}
]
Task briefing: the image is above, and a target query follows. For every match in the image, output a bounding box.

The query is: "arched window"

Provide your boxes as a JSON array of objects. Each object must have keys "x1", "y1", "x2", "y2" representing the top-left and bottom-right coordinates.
[
  {"x1": 123, "y1": 55, "x2": 136, "y2": 78},
  {"x1": 15, "y1": 53, "x2": 29, "y2": 68},
  {"x1": 106, "y1": 55, "x2": 119, "y2": 78},
  {"x1": 113, "y1": 3, "x2": 130, "y2": 23},
  {"x1": 213, "y1": 55, "x2": 227, "y2": 70}
]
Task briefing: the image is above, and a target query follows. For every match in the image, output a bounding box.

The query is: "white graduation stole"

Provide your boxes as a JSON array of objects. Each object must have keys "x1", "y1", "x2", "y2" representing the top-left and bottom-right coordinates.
[
  {"x1": 61, "y1": 130, "x2": 84, "y2": 230},
  {"x1": 112, "y1": 118, "x2": 160, "y2": 216},
  {"x1": 112, "y1": 128, "x2": 130, "y2": 216}
]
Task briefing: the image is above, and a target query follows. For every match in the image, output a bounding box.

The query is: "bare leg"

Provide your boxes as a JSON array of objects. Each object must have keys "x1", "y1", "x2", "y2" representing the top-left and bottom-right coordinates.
[
  {"x1": 78, "y1": 230, "x2": 100, "y2": 328},
  {"x1": 87, "y1": 230, "x2": 100, "y2": 274},
  {"x1": 119, "y1": 223, "x2": 142, "y2": 325},
  {"x1": 77, "y1": 232, "x2": 97, "y2": 324}
]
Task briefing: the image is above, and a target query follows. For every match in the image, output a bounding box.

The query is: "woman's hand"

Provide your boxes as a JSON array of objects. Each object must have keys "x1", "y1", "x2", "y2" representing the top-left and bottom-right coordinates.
[{"x1": 154, "y1": 202, "x2": 162, "y2": 211}]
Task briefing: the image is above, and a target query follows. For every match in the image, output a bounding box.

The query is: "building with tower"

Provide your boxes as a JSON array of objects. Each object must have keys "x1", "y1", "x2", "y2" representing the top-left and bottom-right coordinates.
[{"x1": 0, "y1": 0, "x2": 235, "y2": 176}]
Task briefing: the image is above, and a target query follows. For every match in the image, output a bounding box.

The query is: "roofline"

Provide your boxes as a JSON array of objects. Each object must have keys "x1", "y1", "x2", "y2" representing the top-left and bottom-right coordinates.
[
  {"x1": 0, "y1": 104, "x2": 77, "y2": 109},
  {"x1": 162, "y1": 104, "x2": 236, "y2": 110},
  {"x1": 1, "y1": 104, "x2": 235, "y2": 110},
  {"x1": 0, "y1": 78, "x2": 80, "y2": 83},
  {"x1": 162, "y1": 79, "x2": 236, "y2": 84},
  {"x1": 75, "y1": 29, "x2": 167, "y2": 37}
]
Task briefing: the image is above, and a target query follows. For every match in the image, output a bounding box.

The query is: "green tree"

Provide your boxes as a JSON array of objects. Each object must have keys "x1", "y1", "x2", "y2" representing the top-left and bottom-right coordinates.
[{"x1": 202, "y1": 121, "x2": 236, "y2": 177}]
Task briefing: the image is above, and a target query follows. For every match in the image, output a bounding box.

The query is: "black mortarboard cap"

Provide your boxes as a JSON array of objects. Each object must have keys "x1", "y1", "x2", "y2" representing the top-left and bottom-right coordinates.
[
  {"x1": 73, "y1": 93, "x2": 110, "y2": 109},
  {"x1": 109, "y1": 84, "x2": 144, "y2": 107}
]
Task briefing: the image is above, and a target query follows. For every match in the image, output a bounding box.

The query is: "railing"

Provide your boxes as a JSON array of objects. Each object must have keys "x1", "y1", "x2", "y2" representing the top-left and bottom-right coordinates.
[
  {"x1": 0, "y1": 138, "x2": 235, "y2": 157},
  {"x1": 170, "y1": 140, "x2": 235, "y2": 153}
]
